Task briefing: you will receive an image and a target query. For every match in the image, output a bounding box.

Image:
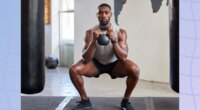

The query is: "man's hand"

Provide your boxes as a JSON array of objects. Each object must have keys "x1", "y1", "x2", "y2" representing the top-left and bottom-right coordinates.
[
  {"x1": 106, "y1": 28, "x2": 116, "y2": 43},
  {"x1": 92, "y1": 28, "x2": 101, "y2": 41}
]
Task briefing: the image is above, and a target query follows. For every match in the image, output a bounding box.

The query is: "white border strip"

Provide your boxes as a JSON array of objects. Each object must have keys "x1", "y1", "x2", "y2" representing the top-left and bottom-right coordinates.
[
  {"x1": 145, "y1": 97, "x2": 155, "y2": 110},
  {"x1": 55, "y1": 96, "x2": 73, "y2": 110}
]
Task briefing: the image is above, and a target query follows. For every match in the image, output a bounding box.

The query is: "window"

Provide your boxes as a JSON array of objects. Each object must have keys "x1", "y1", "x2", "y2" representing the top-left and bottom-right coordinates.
[{"x1": 59, "y1": 0, "x2": 74, "y2": 41}]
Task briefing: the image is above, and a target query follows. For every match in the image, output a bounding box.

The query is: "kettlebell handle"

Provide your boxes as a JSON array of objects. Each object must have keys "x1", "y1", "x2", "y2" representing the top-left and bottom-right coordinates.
[{"x1": 100, "y1": 30, "x2": 107, "y2": 34}]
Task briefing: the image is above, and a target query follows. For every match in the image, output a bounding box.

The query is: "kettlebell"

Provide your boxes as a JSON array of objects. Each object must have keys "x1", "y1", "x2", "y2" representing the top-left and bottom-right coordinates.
[
  {"x1": 97, "y1": 29, "x2": 110, "y2": 46},
  {"x1": 97, "y1": 34, "x2": 110, "y2": 46}
]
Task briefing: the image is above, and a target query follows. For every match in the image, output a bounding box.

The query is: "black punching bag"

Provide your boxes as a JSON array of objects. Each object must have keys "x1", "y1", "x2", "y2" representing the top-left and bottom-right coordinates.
[
  {"x1": 21, "y1": 0, "x2": 45, "y2": 94},
  {"x1": 169, "y1": 0, "x2": 179, "y2": 93}
]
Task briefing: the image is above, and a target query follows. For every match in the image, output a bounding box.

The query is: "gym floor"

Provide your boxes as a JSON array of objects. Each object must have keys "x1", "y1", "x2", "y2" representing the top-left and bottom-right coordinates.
[{"x1": 21, "y1": 67, "x2": 178, "y2": 97}]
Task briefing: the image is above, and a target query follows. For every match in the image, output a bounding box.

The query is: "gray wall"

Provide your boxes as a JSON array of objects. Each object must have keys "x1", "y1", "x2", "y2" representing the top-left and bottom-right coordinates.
[
  {"x1": 119, "y1": 0, "x2": 170, "y2": 82},
  {"x1": 74, "y1": 0, "x2": 170, "y2": 83}
]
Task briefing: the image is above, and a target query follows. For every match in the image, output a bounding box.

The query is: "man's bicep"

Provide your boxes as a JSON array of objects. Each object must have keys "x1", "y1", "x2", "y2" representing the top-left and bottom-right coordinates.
[{"x1": 119, "y1": 39, "x2": 128, "y2": 52}]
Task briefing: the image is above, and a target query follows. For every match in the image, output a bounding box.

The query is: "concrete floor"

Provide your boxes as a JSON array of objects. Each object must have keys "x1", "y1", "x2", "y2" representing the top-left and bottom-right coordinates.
[
  {"x1": 22, "y1": 67, "x2": 178, "y2": 97},
  {"x1": 22, "y1": 97, "x2": 179, "y2": 110}
]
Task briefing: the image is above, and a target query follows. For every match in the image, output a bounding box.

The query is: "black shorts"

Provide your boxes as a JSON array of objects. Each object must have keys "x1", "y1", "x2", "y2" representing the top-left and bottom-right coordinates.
[{"x1": 92, "y1": 58, "x2": 118, "y2": 79}]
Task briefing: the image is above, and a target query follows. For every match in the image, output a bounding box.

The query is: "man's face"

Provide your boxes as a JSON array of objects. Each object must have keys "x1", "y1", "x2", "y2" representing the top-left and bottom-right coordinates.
[{"x1": 97, "y1": 6, "x2": 112, "y2": 26}]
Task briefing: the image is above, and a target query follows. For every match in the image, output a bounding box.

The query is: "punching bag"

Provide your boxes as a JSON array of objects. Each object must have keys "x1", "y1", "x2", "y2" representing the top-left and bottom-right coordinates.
[
  {"x1": 169, "y1": 0, "x2": 179, "y2": 93},
  {"x1": 21, "y1": 0, "x2": 45, "y2": 94}
]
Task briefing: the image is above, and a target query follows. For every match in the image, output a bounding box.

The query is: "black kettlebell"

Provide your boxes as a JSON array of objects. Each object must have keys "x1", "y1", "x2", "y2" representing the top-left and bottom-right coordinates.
[
  {"x1": 97, "y1": 34, "x2": 110, "y2": 46},
  {"x1": 97, "y1": 32, "x2": 110, "y2": 46}
]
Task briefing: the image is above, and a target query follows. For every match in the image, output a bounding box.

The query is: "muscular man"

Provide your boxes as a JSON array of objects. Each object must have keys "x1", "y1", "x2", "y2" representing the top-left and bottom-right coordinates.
[{"x1": 69, "y1": 3, "x2": 140, "y2": 110}]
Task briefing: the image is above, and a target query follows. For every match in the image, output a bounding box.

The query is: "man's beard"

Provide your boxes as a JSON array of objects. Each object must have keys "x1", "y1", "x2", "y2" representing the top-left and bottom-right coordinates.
[
  {"x1": 100, "y1": 21, "x2": 108, "y2": 26},
  {"x1": 99, "y1": 20, "x2": 110, "y2": 29}
]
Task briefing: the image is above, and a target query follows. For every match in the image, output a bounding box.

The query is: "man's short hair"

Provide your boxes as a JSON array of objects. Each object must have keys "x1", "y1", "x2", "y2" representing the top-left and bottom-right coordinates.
[{"x1": 98, "y1": 3, "x2": 111, "y2": 10}]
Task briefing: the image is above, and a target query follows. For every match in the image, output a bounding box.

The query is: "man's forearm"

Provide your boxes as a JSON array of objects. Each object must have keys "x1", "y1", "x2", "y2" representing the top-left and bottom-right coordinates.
[{"x1": 112, "y1": 42, "x2": 128, "y2": 62}]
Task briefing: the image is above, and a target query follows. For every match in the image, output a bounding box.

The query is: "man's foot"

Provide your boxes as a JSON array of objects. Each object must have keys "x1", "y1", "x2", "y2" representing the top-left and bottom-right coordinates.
[
  {"x1": 73, "y1": 99, "x2": 93, "y2": 110},
  {"x1": 120, "y1": 99, "x2": 134, "y2": 110}
]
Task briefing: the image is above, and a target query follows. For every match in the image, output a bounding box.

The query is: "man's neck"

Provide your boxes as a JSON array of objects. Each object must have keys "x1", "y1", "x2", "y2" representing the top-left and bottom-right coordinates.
[{"x1": 99, "y1": 23, "x2": 111, "y2": 30}]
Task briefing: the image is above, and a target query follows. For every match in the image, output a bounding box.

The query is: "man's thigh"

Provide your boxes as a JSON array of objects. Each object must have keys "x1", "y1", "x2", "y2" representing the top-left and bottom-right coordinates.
[
  {"x1": 71, "y1": 59, "x2": 99, "y2": 77},
  {"x1": 111, "y1": 60, "x2": 138, "y2": 78}
]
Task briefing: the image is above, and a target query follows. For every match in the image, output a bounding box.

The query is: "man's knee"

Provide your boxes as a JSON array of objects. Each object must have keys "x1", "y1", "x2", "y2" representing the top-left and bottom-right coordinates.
[
  {"x1": 69, "y1": 65, "x2": 80, "y2": 76},
  {"x1": 129, "y1": 65, "x2": 140, "y2": 79}
]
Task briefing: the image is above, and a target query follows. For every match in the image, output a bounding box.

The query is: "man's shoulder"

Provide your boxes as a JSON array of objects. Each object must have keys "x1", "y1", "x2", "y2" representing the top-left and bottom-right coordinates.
[
  {"x1": 85, "y1": 25, "x2": 98, "y2": 33},
  {"x1": 113, "y1": 23, "x2": 125, "y2": 32},
  {"x1": 85, "y1": 29, "x2": 92, "y2": 34},
  {"x1": 118, "y1": 28, "x2": 127, "y2": 34},
  {"x1": 117, "y1": 27, "x2": 127, "y2": 39}
]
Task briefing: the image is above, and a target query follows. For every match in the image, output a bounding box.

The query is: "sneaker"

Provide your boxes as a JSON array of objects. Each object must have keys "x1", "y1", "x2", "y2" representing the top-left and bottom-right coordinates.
[
  {"x1": 73, "y1": 99, "x2": 93, "y2": 110},
  {"x1": 120, "y1": 99, "x2": 134, "y2": 110}
]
